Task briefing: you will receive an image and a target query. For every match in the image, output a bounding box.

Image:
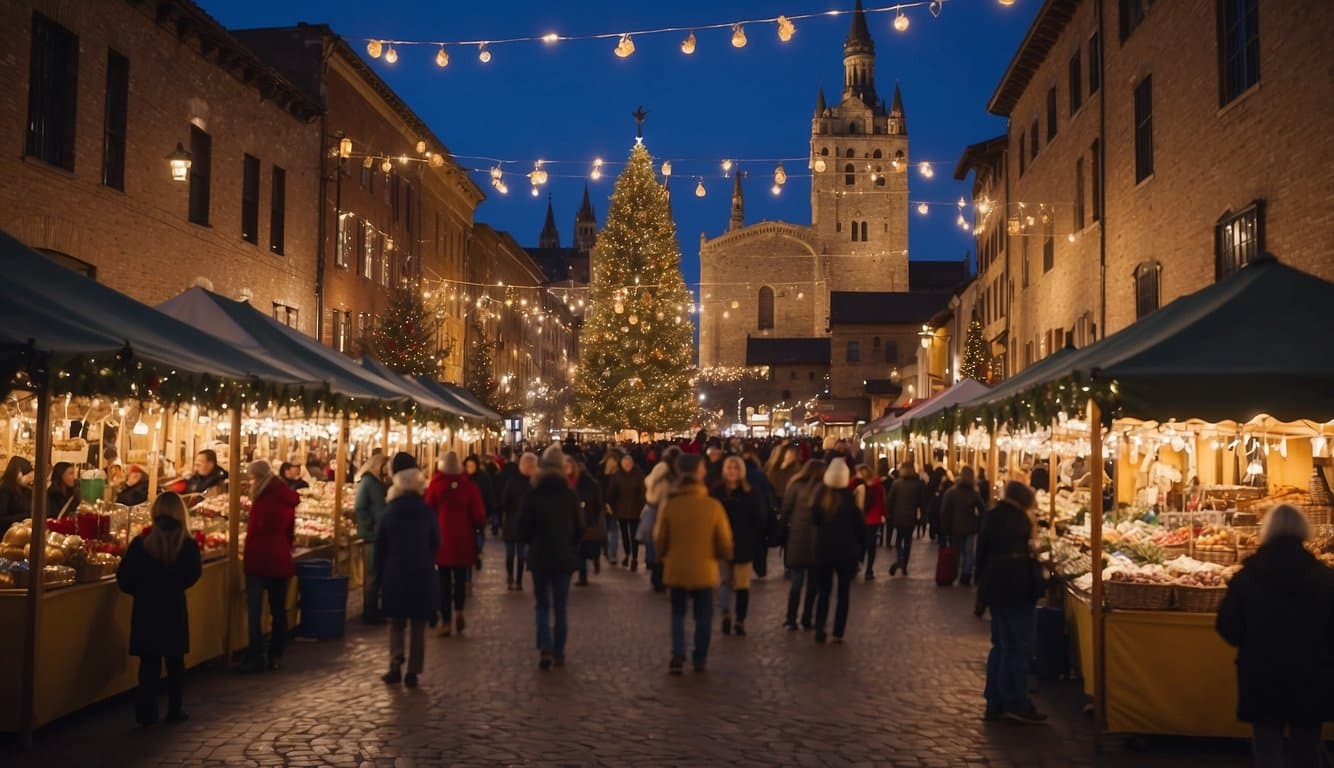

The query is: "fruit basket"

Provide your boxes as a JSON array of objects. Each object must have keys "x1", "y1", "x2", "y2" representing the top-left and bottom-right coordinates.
[
  {"x1": 1175, "y1": 585, "x2": 1226, "y2": 613},
  {"x1": 1104, "y1": 579, "x2": 1173, "y2": 610}
]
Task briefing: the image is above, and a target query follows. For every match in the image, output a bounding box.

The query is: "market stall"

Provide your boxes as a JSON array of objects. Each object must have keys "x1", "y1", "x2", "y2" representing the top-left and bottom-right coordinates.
[{"x1": 954, "y1": 255, "x2": 1334, "y2": 744}]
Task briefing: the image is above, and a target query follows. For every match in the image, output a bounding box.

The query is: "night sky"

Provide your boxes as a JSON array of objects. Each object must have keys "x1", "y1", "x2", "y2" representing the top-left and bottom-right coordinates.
[{"x1": 202, "y1": 0, "x2": 1038, "y2": 292}]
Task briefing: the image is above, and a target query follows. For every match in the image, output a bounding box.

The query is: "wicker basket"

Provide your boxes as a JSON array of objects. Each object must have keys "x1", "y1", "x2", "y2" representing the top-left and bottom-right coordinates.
[
  {"x1": 1302, "y1": 505, "x2": 1332, "y2": 527},
  {"x1": 1236, "y1": 546, "x2": 1259, "y2": 562},
  {"x1": 1193, "y1": 546, "x2": 1237, "y2": 565},
  {"x1": 1175, "y1": 585, "x2": 1226, "y2": 613},
  {"x1": 1160, "y1": 544, "x2": 1189, "y2": 561},
  {"x1": 1105, "y1": 580, "x2": 1174, "y2": 610}
]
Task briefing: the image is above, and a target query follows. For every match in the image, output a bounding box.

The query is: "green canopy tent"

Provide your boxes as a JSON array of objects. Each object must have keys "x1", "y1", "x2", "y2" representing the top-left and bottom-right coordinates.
[{"x1": 414, "y1": 376, "x2": 503, "y2": 423}]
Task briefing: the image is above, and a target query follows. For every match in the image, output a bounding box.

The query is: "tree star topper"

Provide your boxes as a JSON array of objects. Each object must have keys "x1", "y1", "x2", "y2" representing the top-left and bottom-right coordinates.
[{"x1": 633, "y1": 105, "x2": 648, "y2": 142}]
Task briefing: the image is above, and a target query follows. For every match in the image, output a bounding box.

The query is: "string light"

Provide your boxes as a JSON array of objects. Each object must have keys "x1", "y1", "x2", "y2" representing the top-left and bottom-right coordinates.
[
  {"x1": 695, "y1": 179, "x2": 707, "y2": 197},
  {"x1": 813, "y1": 158, "x2": 827, "y2": 173},
  {"x1": 383, "y1": 46, "x2": 398, "y2": 64},
  {"x1": 917, "y1": 202, "x2": 929, "y2": 215},
  {"x1": 478, "y1": 43, "x2": 492, "y2": 63},
  {"x1": 380, "y1": 158, "x2": 393, "y2": 173},
  {"x1": 918, "y1": 161, "x2": 934, "y2": 178},
  {"x1": 591, "y1": 158, "x2": 604, "y2": 180},
  {"x1": 661, "y1": 160, "x2": 672, "y2": 177},
  {"x1": 777, "y1": 15, "x2": 796, "y2": 41},
  {"x1": 542, "y1": 32, "x2": 560, "y2": 43},
  {"x1": 731, "y1": 23, "x2": 748, "y2": 48},
  {"x1": 773, "y1": 162, "x2": 787, "y2": 186},
  {"x1": 721, "y1": 158, "x2": 733, "y2": 175},
  {"x1": 367, "y1": 40, "x2": 383, "y2": 59},
  {"x1": 894, "y1": 9, "x2": 910, "y2": 31},
  {"x1": 681, "y1": 31, "x2": 697, "y2": 54},
  {"x1": 614, "y1": 33, "x2": 635, "y2": 58},
  {"x1": 435, "y1": 47, "x2": 449, "y2": 67}
]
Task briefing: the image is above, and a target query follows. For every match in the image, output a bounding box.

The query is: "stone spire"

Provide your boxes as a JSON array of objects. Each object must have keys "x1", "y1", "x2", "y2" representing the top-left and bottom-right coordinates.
[
  {"x1": 574, "y1": 184, "x2": 597, "y2": 254},
  {"x1": 842, "y1": 0, "x2": 878, "y2": 108},
  {"x1": 539, "y1": 193, "x2": 560, "y2": 249},
  {"x1": 815, "y1": 85, "x2": 827, "y2": 116},
  {"x1": 729, "y1": 171, "x2": 745, "y2": 232}
]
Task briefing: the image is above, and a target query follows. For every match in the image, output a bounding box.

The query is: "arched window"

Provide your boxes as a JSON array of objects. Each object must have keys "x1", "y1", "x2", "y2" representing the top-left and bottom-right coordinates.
[
  {"x1": 757, "y1": 286, "x2": 775, "y2": 330},
  {"x1": 875, "y1": 168, "x2": 886, "y2": 187},
  {"x1": 849, "y1": 121, "x2": 859, "y2": 134},
  {"x1": 1134, "y1": 261, "x2": 1161, "y2": 319},
  {"x1": 872, "y1": 336, "x2": 881, "y2": 349},
  {"x1": 872, "y1": 149, "x2": 883, "y2": 159},
  {"x1": 846, "y1": 148, "x2": 855, "y2": 158},
  {"x1": 820, "y1": 147, "x2": 829, "y2": 156},
  {"x1": 847, "y1": 341, "x2": 861, "y2": 363},
  {"x1": 844, "y1": 163, "x2": 855, "y2": 186}
]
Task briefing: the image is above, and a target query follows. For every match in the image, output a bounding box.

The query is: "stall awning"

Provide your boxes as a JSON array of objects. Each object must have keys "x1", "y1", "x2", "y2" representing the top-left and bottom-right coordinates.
[
  {"x1": 414, "y1": 376, "x2": 503, "y2": 422},
  {"x1": 0, "y1": 229, "x2": 307, "y2": 394},
  {"x1": 865, "y1": 378, "x2": 990, "y2": 441},
  {"x1": 156, "y1": 288, "x2": 413, "y2": 406},
  {"x1": 358, "y1": 355, "x2": 469, "y2": 419}
]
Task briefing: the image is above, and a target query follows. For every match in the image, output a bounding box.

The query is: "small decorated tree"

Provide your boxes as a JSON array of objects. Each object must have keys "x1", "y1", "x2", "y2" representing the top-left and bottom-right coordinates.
[
  {"x1": 370, "y1": 287, "x2": 441, "y2": 376},
  {"x1": 464, "y1": 319, "x2": 502, "y2": 413},
  {"x1": 959, "y1": 314, "x2": 990, "y2": 382}
]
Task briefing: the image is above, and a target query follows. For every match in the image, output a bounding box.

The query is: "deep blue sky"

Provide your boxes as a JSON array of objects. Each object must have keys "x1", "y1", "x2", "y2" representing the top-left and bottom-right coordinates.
[{"x1": 203, "y1": 0, "x2": 1038, "y2": 289}]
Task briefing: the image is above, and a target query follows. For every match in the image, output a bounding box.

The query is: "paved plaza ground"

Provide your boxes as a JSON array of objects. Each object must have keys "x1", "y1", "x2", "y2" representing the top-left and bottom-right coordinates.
[{"x1": 2, "y1": 538, "x2": 1250, "y2": 767}]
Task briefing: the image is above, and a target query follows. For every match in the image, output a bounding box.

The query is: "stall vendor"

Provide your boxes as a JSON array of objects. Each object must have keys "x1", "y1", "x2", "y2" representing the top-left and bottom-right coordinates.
[
  {"x1": 47, "y1": 462, "x2": 81, "y2": 518},
  {"x1": 280, "y1": 462, "x2": 309, "y2": 491},
  {"x1": 169, "y1": 450, "x2": 228, "y2": 495},
  {"x1": 116, "y1": 465, "x2": 150, "y2": 507}
]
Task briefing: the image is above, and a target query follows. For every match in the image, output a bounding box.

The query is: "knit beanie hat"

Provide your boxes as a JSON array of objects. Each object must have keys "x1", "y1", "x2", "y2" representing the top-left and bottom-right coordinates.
[
  {"x1": 390, "y1": 451, "x2": 417, "y2": 477},
  {"x1": 539, "y1": 443, "x2": 566, "y2": 472},
  {"x1": 823, "y1": 457, "x2": 851, "y2": 488}
]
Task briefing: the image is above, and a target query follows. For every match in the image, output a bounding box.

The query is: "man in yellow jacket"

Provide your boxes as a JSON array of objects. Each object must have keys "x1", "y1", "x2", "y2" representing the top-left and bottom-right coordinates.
[{"x1": 655, "y1": 453, "x2": 734, "y2": 674}]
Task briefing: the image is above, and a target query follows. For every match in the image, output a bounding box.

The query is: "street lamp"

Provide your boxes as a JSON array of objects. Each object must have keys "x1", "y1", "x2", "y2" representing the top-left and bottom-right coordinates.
[{"x1": 166, "y1": 143, "x2": 192, "y2": 182}]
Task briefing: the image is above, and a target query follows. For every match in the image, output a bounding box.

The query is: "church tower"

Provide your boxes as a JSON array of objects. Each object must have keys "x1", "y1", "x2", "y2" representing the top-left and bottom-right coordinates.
[
  {"x1": 729, "y1": 172, "x2": 745, "y2": 231},
  {"x1": 810, "y1": 0, "x2": 910, "y2": 292},
  {"x1": 574, "y1": 183, "x2": 597, "y2": 255},
  {"x1": 539, "y1": 193, "x2": 560, "y2": 249}
]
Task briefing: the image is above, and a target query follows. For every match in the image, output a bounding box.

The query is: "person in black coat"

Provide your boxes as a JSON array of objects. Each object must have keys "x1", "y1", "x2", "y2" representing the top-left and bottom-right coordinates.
[
  {"x1": 712, "y1": 456, "x2": 766, "y2": 636},
  {"x1": 115, "y1": 492, "x2": 202, "y2": 726},
  {"x1": 47, "y1": 461, "x2": 81, "y2": 518},
  {"x1": 811, "y1": 459, "x2": 867, "y2": 644},
  {"x1": 464, "y1": 454, "x2": 497, "y2": 536},
  {"x1": 1217, "y1": 504, "x2": 1334, "y2": 766},
  {"x1": 518, "y1": 444, "x2": 585, "y2": 670},
  {"x1": 570, "y1": 455, "x2": 605, "y2": 586},
  {"x1": 116, "y1": 465, "x2": 150, "y2": 508},
  {"x1": 500, "y1": 453, "x2": 536, "y2": 590},
  {"x1": 374, "y1": 453, "x2": 441, "y2": 688},
  {"x1": 976, "y1": 481, "x2": 1046, "y2": 723},
  {"x1": 0, "y1": 456, "x2": 34, "y2": 528}
]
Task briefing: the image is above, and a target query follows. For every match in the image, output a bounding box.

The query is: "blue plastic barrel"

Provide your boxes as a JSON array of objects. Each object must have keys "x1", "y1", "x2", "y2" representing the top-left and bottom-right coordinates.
[
  {"x1": 294, "y1": 558, "x2": 333, "y2": 579},
  {"x1": 298, "y1": 575, "x2": 348, "y2": 638}
]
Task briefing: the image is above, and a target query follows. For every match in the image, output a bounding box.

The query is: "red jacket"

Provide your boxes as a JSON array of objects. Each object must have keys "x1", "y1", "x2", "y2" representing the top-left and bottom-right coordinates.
[
  {"x1": 862, "y1": 478, "x2": 887, "y2": 526},
  {"x1": 245, "y1": 479, "x2": 298, "y2": 578},
  {"x1": 425, "y1": 472, "x2": 486, "y2": 567}
]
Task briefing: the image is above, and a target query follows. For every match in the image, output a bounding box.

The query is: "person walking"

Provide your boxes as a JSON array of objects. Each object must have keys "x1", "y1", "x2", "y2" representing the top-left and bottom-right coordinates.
[
  {"x1": 654, "y1": 453, "x2": 733, "y2": 674},
  {"x1": 239, "y1": 460, "x2": 298, "y2": 673},
  {"x1": 464, "y1": 454, "x2": 497, "y2": 538},
  {"x1": 115, "y1": 492, "x2": 202, "y2": 726},
  {"x1": 607, "y1": 454, "x2": 647, "y2": 571},
  {"x1": 1217, "y1": 504, "x2": 1334, "y2": 767},
  {"x1": 518, "y1": 444, "x2": 585, "y2": 670},
  {"x1": 886, "y1": 462, "x2": 926, "y2": 576},
  {"x1": 600, "y1": 453, "x2": 622, "y2": 567},
  {"x1": 355, "y1": 454, "x2": 390, "y2": 624},
  {"x1": 976, "y1": 481, "x2": 1047, "y2": 723},
  {"x1": 375, "y1": 453, "x2": 441, "y2": 688},
  {"x1": 713, "y1": 456, "x2": 765, "y2": 637},
  {"x1": 940, "y1": 466, "x2": 986, "y2": 587},
  {"x1": 570, "y1": 455, "x2": 606, "y2": 586},
  {"x1": 779, "y1": 459, "x2": 825, "y2": 630},
  {"x1": 637, "y1": 447, "x2": 682, "y2": 593},
  {"x1": 853, "y1": 464, "x2": 885, "y2": 581},
  {"x1": 501, "y1": 452, "x2": 538, "y2": 591},
  {"x1": 426, "y1": 451, "x2": 486, "y2": 637},
  {"x1": 811, "y1": 459, "x2": 866, "y2": 644}
]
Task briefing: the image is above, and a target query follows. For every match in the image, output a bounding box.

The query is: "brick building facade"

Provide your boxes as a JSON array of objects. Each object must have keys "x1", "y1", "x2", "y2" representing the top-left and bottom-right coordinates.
[
  {"x1": 962, "y1": 0, "x2": 1334, "y2": 377},
  {"x1": 0, "y1": 0, "x2": 322, "y2": 331}
]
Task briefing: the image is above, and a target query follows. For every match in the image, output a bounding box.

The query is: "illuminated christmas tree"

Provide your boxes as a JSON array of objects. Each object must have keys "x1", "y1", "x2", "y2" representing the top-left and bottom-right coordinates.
[
  {"x1": 464, "y1": 319, "x2": 502, "y2": 413},
  {"x1": 370, "y1": 287, "x2": 440, "y2": 376},
  {"x1": 959, "y1": 314, "x2": 990, "y2": 382},
  {"x1": 576, "y1": 142, "x2": 696, "y2": 433}
]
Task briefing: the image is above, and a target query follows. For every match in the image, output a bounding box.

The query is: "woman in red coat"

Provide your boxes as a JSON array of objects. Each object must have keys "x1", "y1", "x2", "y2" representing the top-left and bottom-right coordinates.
[
  {"x1": 855, "y1": 465, "x2": 886, "y2": 581},
  {"x1": 425, "y1": 451, "x2": 485, "y2": 636},
  {"x1": 242, "y1": 460, "x2": 298, "y2": 672}
]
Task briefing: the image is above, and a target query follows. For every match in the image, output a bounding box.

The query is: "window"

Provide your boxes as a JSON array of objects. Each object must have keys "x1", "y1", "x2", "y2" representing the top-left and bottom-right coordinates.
[
  {"x1": 1218, "y1": 0, "x2": 1259, "y2": 105},
  {"x1": 331, "y1": 309, "x2": 348, "y2": 352},
  {"x1": 1134, "y1": 76, "x2": 1154, "y2": 182},
  {"x1": 335, "y1": 212, "x2": 353, "y2": 268},
  {"x1": 1018, "y1": 133, "x2": 1026, "y2": 176},
  {"x1": 1134, "y1": 261, "x2": 1161, "y2": 318},
  {"x1": 381, "y1": 247, "x2": 393, "y2": 286},
  {"x1": 1046, "y1": 86, "x2": 1058, "y2": 140},
  {"x1": 241, "y1": 154, "x2": 260, "y2": 244},
  {"x1": 360, "y1": 163, "x2": 370, "y2": 189},
  {"x1": 272, "y1": 302, "x2": 298, "y2": 328},
  {"x1": 872, "y1": 149, "x2": 882, "y2": 159},
  {"x1": 1029, "y1": 120, "x2": 1039, "y2": 159},
  {"x1": 25, "y1": 13, "x2": 79, "y2": 171},
  {"x1": 874, "y1": 169, "x2": 885, "y2": 187},
  {"x1": 1090, "y1": 140, "x2": 1102, "y2": 222},
  {"x1": 849, "y1": 121, "x2": 859, "y2": 134},
  {"x1": 757, "y1": 286, "x2": 774, "y2": 330},
  {"x1": 1021, "y1": 234, "x2": 1031, "y2": 288},
  {"x1": 1215, "y1": 201, "x2": 1264, "y2": 280},
  {"x1": 851, "y1": 221, "x2": 859, "y2": 242},
  {"x1": 846, "y1": 148, "x2": 855, "y2": 158},
  {"x1": 361, "y1": 220, "x2": 376, "y2": 279},
  {"x1": 102, "y1": 51, "x2": 129, "y2": 190},
  {"x1": 269, "y1": 166, "x2": 286, "y2": 254},
  {"x1": 884, "y1": 341, "x2": 899, "y2": 365},
  {"x1": 1043, "y1": 218, "x2": 1054, "y2": 273},
  {"x1": 844, "y1": 163, "x2": 855, "y2": 186},
  {"x1": 846, "y1": 341, "x2": 860, "y2": 363},
  {"x1": 188, "y1": 126, "x2": 212, "y2": 225},
  {"x1": 1074, "y1": 158, "x2": 1086, "y2": 230},
  {"x1": 1089, "y1": 33, "x2": 1101, "y2": 94},
  {"x1": 821, "y1": 147, "x2": 829, "y2": 156},
  {"x1": 1120, "y1": 0, "x2": 1153, "y2": 42},
  {"x1": 872, "y1": 336, "x2": 881, "y2": 350},
  {"x1": 391, "y1": 173, "x2": 401, "y2": 222},
  {"x1": 1069, "y1": 51, "x2": 1083, "y2": 114}
]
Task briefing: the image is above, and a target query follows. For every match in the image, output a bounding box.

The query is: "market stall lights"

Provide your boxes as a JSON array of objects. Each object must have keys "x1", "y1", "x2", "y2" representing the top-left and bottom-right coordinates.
[
  {"x1": 166, "y1": 143, "x2": 192, "y2": 182},
  {"x1": 338, "y1": 137, "x2": 353, "y2": 159},
  {"x1": 380, "y1": 158, "x2": 393, "y2": 174}
]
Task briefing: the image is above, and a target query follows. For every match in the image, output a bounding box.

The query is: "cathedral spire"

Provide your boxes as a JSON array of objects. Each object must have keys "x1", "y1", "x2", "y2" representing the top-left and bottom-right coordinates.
[
  {"x1": 815, "y1": 86, "x2": 827, "y2": 115},
  {"x1": 842, "y1": 0, "x2": 878, "y2": 108},
  {"x1": 729, "y1": 171, "x2": 745, "y2": 232},
  {"x1": 539, "y1": 193, "x2": 560, "y2": 249},
  {"x1": 845, "y1": 0, "x2": 874, "y2": 54},
  {"x1": 574, "y1": 184, "x2": 597, "y2": 255}
]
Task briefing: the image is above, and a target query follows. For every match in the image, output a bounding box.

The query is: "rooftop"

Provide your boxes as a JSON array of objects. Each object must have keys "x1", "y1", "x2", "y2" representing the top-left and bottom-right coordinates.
[
  {"x1": 745, "y1": 337, "x2": 832, "y2": 366},
  {"x1": 831, "y1": 291, "x2": 954, "y2": 325}
]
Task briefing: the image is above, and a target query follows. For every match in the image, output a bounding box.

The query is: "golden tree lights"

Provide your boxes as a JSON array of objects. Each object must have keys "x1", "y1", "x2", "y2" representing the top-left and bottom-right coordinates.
[{"x1": 576, "y1": 143, "x2": 696, "y2": 433}]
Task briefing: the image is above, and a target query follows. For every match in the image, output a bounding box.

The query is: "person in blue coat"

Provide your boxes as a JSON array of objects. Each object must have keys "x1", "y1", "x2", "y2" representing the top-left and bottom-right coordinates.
[{"x1": 374, "y1": 452, "x2": 441, "y2": 689}]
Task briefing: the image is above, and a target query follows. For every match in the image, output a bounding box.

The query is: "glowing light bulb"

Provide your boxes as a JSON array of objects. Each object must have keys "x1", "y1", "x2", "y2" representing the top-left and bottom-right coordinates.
[
  {"x1": 731, "y1": 23, "x2": 747, "y2": 48},
  {"x1": 918, "y1": 162, "x2": 934, "y2": 178},
  {"x1": 490, "y1": 166, "x2": 503, "y2": 180},
  {"x1": 661, "y1": 160, "x2": 672, "y2": 177},
  {"x1": 695, "y1": 179, "x2": 706, "y2": 197},
  {"x1": 614, "y1": 33, "x2": 635, "y2": 58},
  {"x1": 530, "y1": 186, "x2": 539, "y2": 197},
  {"x1": 772, "y1": 184, "x2": 783, "y2": 195},
  {"x1": 777, "y1": 16, "x2": 795, "y2": 42},
  {"x1": 917, "y1": 202, "x2": 929, "y2": 215},
  {"x1": 774, "y1": 162, "x2": 787, "y2": 186},
  {"x1": 814, "y1": 158, "x2": 827, "y2": 173},
  {"x1": 894, "y1": 11, "x2": 910, "y2": 32},
  {"x1": 542, "y1": 33, "x2": 559, "y2": 43},
  {"x1": 681, "y1": 31, "x2": 697, "y2": 55},
  {"x1": 384, "y1": 46, "x2": 398, "y2": 64},
  {"x1": 415, "y1": 140, "x2": 427, "y2": 154},
  {"x1": 133, "y1": 419, "x2": 149, "y2": 436},
  {"x1": 722, "y1": 158, "x2": 733, "y2": 174},
  {"x1": 478, "y1": 43, "x2": 491, "y2": 63},
  {"x1": 435, "y1": 47, "x2": 449, "y2": 67},
  {"x1": 380, "y1": 158, "x2": 392, "y2": 173},
  {"x1": 1067, "y1": 233, "x2": 1077, "y2": 243},
  {"x1": 366, "y1": 40, "x2": 383, "y2": 59}
]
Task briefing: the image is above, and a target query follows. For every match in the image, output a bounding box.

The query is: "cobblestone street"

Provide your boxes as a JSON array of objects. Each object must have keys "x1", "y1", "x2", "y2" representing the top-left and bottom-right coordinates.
[{"x1": 3, "y1": 539, "x2": 1248, "y2": 767}]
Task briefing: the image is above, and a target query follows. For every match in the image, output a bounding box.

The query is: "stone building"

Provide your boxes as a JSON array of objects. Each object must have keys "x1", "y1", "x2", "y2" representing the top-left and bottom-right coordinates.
[
  {"x1": 959, "y1": 0, "x2": 1334, "y2": 377},
  {"x1": 0, "y1": 0, "x2": 322, "y2": 331},
  {"x1": 232, "y1": 25, "x2": 484, "y2": 382},
  {"x1": 526, "y1": 187, "x2": 596, "y2": 286}
]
